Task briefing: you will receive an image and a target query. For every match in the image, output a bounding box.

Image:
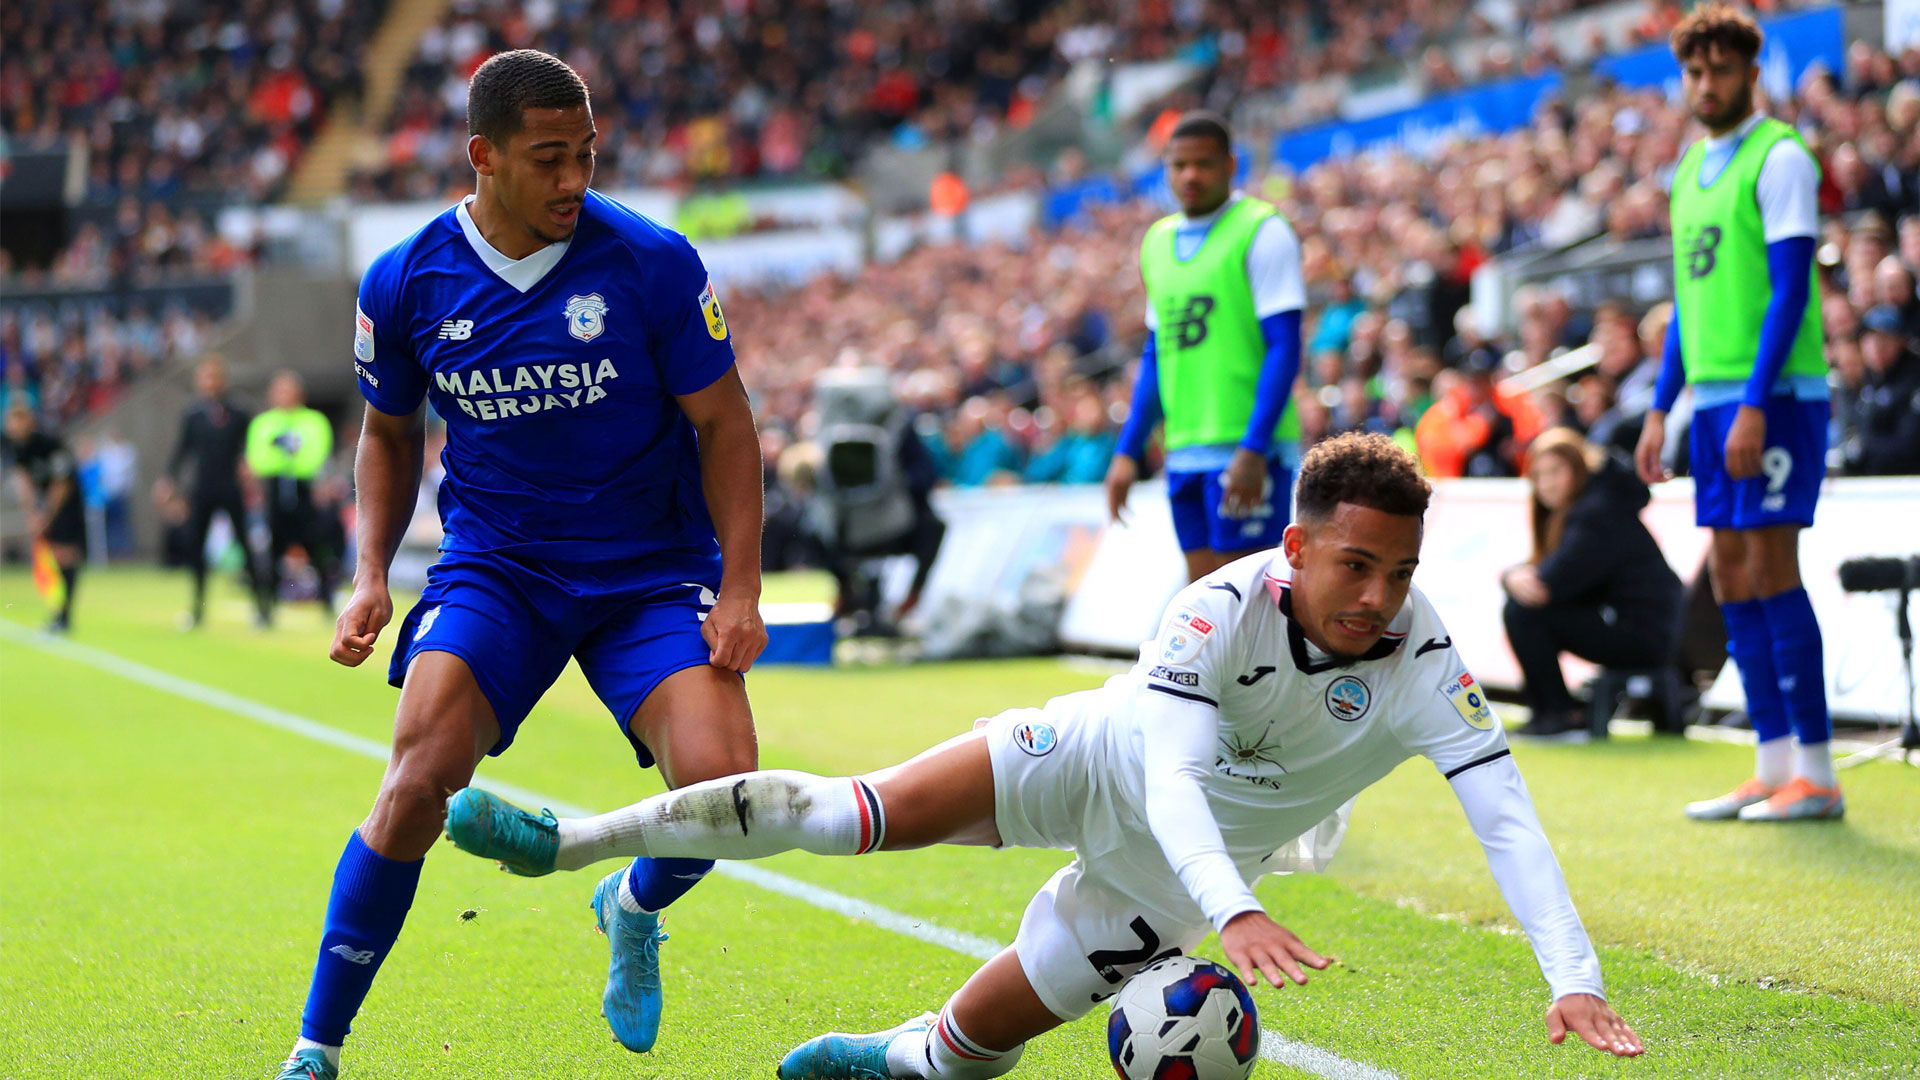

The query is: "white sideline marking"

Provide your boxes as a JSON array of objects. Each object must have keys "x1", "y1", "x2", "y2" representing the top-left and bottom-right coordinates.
[{"x1": 0, "y1": 621, "x2": 1395, "y2": 1080}]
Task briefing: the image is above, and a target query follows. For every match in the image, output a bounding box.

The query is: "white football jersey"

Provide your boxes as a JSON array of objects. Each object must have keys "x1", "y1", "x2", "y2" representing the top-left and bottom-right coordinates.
[{"x1": 1066, "y1": 550, "x2": 1508, "y2": 914}]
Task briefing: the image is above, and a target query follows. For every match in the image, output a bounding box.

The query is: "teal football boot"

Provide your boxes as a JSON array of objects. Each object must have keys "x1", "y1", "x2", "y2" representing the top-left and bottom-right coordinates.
[
  {"x1": 270, "y1": 1049, "x2": 337, "y2": 1080},
  {"x1": 592, "y1": 868, "x2": 667, "y2": 1052},
  {"x1": 778, "y1": 1013, "x2": 935, "y2": 1079},
  {"x1": 443, "y1": 787, "x2": 559, "y2": 876}
]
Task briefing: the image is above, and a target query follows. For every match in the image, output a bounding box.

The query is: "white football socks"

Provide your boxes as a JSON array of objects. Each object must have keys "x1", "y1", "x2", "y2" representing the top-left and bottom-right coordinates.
[
  {"x1": 290, "y1": 1038, "x2": 341, "y2": 1068},
  {"x1": 1754, "y1": 736, "x2": 1793, "y2": 788},
  {"x1": 553, "y1": 771, "x2": 886, "y2": 871},
  {"x1": 887, "y1": 1009, "x2": 1023, "y2": 1079},
  {"x1": 1795, "y1": 740, "x2": 1837, "y2": 789}
]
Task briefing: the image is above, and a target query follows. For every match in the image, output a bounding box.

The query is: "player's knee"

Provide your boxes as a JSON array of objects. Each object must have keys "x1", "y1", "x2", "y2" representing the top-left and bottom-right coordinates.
[
  {"x1": 665, "y1": 743, "x2": 759, "y2": 787},
  {"x1": 365, "y1": 763, "x2": 465, "y2": 856}
]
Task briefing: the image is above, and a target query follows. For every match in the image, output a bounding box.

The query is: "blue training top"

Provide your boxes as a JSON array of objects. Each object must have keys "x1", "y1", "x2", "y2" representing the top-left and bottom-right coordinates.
[{"x1": 353, "y1": 188, "x2": 736, "y2": 563}]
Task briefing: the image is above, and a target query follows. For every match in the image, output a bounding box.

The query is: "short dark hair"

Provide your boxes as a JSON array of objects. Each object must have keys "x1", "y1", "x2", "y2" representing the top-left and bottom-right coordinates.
[
  {"x1": 1671, "y1": 5, "x2": 1763, "y2": 65},
  {"x1": 1168, "y1": 110, "x2": 1233, "y2": 155},
  {"x1": 1295, "y1": 433, "x2": 1432, "y2": 522},
  {"x1": 467, "y1": 50, "x2": 590, "y2": 144}
]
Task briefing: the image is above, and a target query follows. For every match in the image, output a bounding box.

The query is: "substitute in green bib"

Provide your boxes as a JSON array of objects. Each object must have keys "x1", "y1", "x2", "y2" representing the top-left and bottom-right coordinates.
[
  {"x1": 1107, "y1": 111, "x2": 1306, "y2": 582},
  {"x1": 1633, "y1": 5, "x2": 1841, "y2": 823},
  {"x1": 248, "y1": 370, "x2": 339, "y2": 620}
]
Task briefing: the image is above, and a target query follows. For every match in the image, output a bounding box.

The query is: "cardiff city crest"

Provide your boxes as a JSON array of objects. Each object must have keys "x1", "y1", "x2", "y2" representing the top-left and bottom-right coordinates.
[{"x1": 564, "y1": 293, "x2": 608, "y2": 342}]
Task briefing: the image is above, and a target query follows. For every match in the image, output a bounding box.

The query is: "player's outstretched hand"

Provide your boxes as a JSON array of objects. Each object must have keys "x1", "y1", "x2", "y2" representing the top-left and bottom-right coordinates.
[
  {"x1": 1219, "y1": 909, "x2": 1329, "y2": 989},
  {"x1": 1105, "y1": 455, "x2": 1138, "y2": 526},
  {"x1": 330, "y1": 582, "x2": 393, "y2": 667},
  {"x1": 704, "y1": 593, "x2": 767, "y2": 673},
  {"x1": 1546, "y1": 993, "x2": 1644, "y2": 1057},
  {"x1": 1634, "y1": 412, "x2": 1669, "y2": 486}
]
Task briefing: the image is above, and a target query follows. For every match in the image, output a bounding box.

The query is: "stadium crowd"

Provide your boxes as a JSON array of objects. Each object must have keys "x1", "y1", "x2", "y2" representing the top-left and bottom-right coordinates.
[
  {"x1": 349, "y1": 0, "x2": 1641, "y2": 199},
  {"x1": 355, "y1": 0, "x2": 1072, "y2": 199},
  {"x1": 0, "y1": 0, "x2": 384, "y2": 203},
  {"x1": 733, "y1": 37, "x2": 1920, "y2": 490},
  {"x1": 0, "y1": 0, "x2": 361, "y2": 428}
]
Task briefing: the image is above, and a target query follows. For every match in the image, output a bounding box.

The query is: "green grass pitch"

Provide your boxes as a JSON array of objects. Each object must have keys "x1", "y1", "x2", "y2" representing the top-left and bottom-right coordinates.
[{"x1": 2, "y1": 568, "x2": 1917, "y2": 1079}]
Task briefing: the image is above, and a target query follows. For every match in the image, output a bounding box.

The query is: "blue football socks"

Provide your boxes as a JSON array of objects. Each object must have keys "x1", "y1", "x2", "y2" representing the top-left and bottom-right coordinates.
[
  {"x1": 621, "y1": 856, "x2": 713, "y2": 914},
  {"x1": 1721, "y1": 598, "x2": 1791, "y2": 746},
  {"x1": 1760, "y1": 586, "x2": 1831, "y2": 748},
  {"x1": 299, "y1": 831, "x2": 423, "y2": 1046}
]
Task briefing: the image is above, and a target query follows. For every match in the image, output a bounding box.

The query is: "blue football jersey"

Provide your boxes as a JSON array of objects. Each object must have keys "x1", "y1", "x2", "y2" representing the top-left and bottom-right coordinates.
[{"x1": 353, "y1": 189, "x2": 735, "y2": 562}]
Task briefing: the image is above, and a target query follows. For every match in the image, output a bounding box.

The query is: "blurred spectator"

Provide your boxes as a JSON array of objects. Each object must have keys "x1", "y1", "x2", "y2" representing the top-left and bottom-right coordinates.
[
  {"x1": 86, "y1": 429, "x2": 139, "y2": 558},
  {"x1": 1843, "y1": 305, "x2": 1920, "y2": 476},
  {"x1": 1502, "y1": 429, "x2": 1682, "y2": 740},
  {"x1": 1415, "y1": 350, "x2": 1526, "y2": 477},
  {"x1": 1024, "y1": 384, "x2": 1116, "y2": 484},
  {"x1": 940, "y1": 395, "x2": 1025, "y2": 487}
]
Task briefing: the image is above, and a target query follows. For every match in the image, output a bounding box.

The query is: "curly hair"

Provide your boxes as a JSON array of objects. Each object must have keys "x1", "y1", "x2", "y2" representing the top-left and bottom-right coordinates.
[
  {"x1": 1671, "y1": 4, "x2": 1763, "y2": 65},
  {"x1": 1295, "y1": 432, "x2": 1432, "y2": 522},
  {"x1": 468, "y1": 50, "x2": 590, "y2": 144},
  {"x1": 1169, "y1": 110, "x2": 1233, "y2": 155}
]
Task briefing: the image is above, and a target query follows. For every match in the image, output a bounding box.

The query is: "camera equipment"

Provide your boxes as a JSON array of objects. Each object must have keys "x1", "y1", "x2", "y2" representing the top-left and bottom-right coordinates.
[{"x1": 1837, "y1": 555, "x2": 1920, "y2": 753}]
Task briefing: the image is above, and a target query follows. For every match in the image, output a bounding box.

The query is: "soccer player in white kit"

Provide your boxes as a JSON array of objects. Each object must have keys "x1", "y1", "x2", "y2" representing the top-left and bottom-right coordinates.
[{"x1": 445, "y1": 433, "x2": 1646, "y2": 1076}]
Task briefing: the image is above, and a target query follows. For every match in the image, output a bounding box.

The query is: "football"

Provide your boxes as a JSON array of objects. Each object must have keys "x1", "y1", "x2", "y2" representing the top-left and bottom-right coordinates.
[{"x1": 1106, "y1": 955, "x2": 1260, "y2": 1080}]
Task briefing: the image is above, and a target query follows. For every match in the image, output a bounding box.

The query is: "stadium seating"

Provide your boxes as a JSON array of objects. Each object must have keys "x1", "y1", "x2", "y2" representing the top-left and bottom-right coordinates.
[{"x1": 0, "y1": 0, "x2": 389, "y2": 425}]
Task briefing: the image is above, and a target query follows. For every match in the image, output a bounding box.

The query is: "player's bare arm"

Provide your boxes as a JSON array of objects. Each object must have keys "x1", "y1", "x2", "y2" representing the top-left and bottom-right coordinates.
[
  {"x1": 1634, "y1": 409, "x2": 1670, "y2": 485},
  {"x1": 676, "y1": 365, "x2": 767, "y2": 673},
  {"x1": 330, "y1": 404, "x2": 425, "y2": 666}
]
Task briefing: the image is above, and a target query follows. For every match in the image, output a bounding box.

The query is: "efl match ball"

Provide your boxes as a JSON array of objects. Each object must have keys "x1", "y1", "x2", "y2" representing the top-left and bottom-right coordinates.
[{"x1": 1106, "y1": 955, "x2": 1260, "y2": 1080}]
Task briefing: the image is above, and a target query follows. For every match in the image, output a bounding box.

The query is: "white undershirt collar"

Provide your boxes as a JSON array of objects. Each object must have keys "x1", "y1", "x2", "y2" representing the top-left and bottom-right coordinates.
[
  {"x1": 1702, "y1": 110, "x2": 1765, "y2": 154},
  {"x1": 456, "y1": 195, "x2": 571, "y2": 294},
  {"x1": 1180, "y1": 191, "x2": 1244, "y2": 228}
]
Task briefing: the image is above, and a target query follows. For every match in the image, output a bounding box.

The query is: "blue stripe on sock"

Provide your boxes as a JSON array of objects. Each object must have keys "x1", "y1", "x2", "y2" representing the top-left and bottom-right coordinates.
[
  {"x1": 624, "y1": 856, "x2": 714, "y2": 913},
  {"x1": 1760, "y1": 586, "x2": 1831, "y2": 745},
  {"x1": 1721, "y1": 598, "x2": 1791, "y2": 743},
  {"x1": 299, "y1": 831, "x2": 423, "y2": 1045}
]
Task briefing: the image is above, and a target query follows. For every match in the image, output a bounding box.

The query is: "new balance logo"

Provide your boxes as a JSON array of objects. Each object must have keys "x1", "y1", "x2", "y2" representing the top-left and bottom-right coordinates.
[
  {"x1": 1170, "y1": 294, "x2": 1215, "y2": 349},
  {"x1": 438, "y1": 319, "x2": 474, "y2": 340},
  {"x1": 328, "y1": 945, "x2": 377, "y2": 965},
  {"x1": 1683, "y1": 226, "x2": 1721, "y2": 280}
]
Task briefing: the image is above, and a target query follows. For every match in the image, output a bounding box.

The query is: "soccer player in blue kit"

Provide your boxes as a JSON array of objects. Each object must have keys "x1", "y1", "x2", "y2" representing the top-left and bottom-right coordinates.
[{"x1": 270, "y1": 51, "x2": 767, "y2": 1080}]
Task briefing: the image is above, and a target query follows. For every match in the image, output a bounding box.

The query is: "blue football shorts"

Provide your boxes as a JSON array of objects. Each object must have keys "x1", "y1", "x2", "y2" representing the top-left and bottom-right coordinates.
[
  {"x1": 386, "y1": 547, "x2": 725, "y2": 765},
  {"x1": 1689, "y1": 396, "x2": 1828, "y2": 530},
  {"x1": 1167, "y1": 457, "x2": 1294, "y2": 554}
]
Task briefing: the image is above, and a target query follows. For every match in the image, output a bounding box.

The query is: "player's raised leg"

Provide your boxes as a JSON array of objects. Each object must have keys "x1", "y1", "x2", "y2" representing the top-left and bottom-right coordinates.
[
  {"x1": 448, "y1": 722, "x2": 1000, "y2": 870},
  {"x1": 275, "y1": 652, "x2": 498, "y2": 1080}
]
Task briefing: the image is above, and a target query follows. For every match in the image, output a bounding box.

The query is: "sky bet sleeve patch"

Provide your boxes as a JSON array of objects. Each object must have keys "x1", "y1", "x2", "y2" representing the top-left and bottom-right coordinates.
[
  {"x1": 1443, "y1": 670, "x2": 1495, "y2": 730},
  {"x1": 1158, "y1": 608, "x2": 1214, "y2": 666},
  {"x1": 355, "y1": 302, "x2": 375, "y2": 361},
  {"x1": 698, "y1": 278, "x2": 727, "y2": 340}
]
